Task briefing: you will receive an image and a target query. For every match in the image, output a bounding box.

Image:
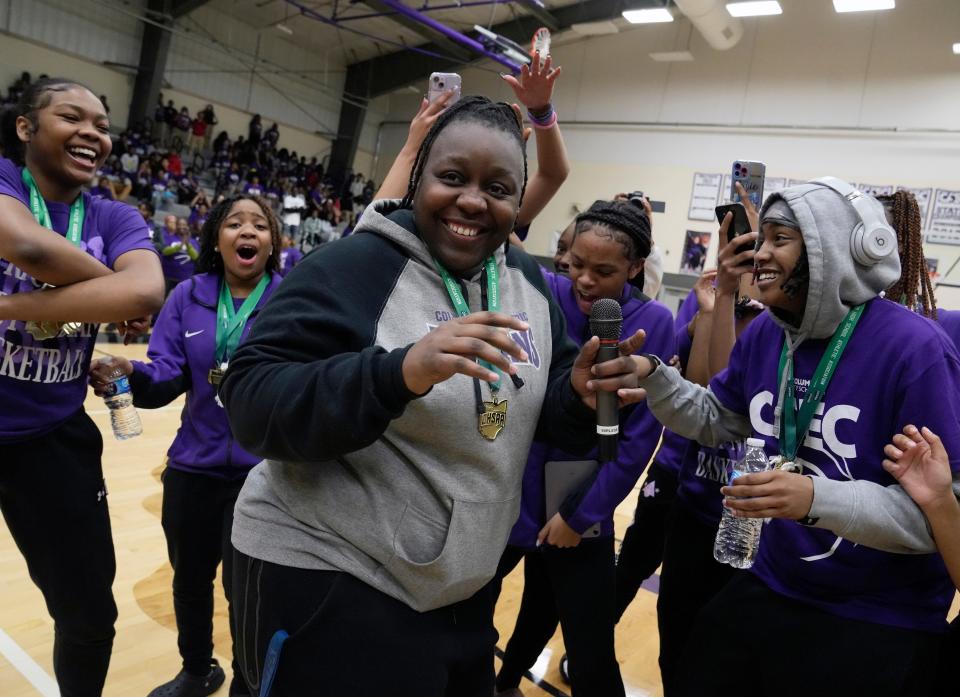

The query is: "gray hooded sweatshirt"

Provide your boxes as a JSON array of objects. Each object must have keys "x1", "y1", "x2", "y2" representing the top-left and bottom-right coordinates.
[
  {"x1": 639, "y1": 182, "x2": 960, "y2": 555},
  {"x1": 221, "y1": 201, "x2": 597, "y2": 611}
]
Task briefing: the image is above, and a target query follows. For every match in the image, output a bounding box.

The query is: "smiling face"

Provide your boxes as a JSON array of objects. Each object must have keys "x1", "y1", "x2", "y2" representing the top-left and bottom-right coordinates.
[
  {"x1": 18, "y1": 85, "x2": 111, "y2": 191},
  {"x1": 413, "y1": 120, "x2": 524, "y2": 277},
  {"x1": 754, "y1": 222, "x2": 807, "y2": 317},
  {"x1": 218, "y1": 199, "x2": 274, "y2": 287},
  {"x1": 567, "y1": 226, "x2": 644, "y2": 315}
]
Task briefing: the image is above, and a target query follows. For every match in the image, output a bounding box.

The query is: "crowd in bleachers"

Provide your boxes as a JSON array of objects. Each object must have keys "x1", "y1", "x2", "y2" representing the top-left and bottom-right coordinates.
[{"x1": 4, "y1": 72, "x2": 377, "y2": 257}]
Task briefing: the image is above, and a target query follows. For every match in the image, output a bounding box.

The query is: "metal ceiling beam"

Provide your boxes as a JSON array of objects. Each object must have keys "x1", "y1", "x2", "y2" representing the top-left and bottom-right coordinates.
[
  {"x1": 171, "y1": 0, "x2": 213, "y2": 17},
  {"x1": 516, "y1": 0, "x2": 558, "y2": 31},
  {"x1": 345, "y1": 0, "x2": 659, "y2": 98},
  {"x1": 362, "y1": 0, "x2": 474, "y2": 62}
]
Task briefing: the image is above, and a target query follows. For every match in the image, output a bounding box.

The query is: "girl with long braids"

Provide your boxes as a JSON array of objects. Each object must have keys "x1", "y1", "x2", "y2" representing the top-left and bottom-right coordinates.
[
  {"x1": 0, "y1": 78, "x2": 163, "y2": 696},
  {"x1": 218, "y1": 96, "x2": 650, "y2": 695},
  {"x1": 634, "y1": 180, "x2": 960, "y2": 697},
  {"x1": 493, "y1": 200, "x2": 675, "y2": 697},
  {"x1": 90, "y1": 195, "x2": 282, "y2": 697}
]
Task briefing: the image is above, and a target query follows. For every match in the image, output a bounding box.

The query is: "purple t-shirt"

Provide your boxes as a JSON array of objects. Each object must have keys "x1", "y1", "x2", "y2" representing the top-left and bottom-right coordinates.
[
  {"x1": 279, "y1": 248, "x2": 302, "y2": 277},
  {"x1": 0, "y1": 157, "x2": 155, "y2": 441},
  {"x1": 159, "y1": 229, "x2": 198, "y2": 283},
  {"x1": 709, "y1": 298, "x2": 960, "y2": 631}
]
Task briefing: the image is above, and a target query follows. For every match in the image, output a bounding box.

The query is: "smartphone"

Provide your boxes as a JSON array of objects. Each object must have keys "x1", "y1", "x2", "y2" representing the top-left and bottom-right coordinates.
[
  {"x1": 428, "y1": 72, "x2": 461, "y2": 105},
  {"x1": 731, "y1": 160, "x2": 766, "y2": 208},
  {"x1": 715, "y1": 202, "x2": 753, "y2": 255}
]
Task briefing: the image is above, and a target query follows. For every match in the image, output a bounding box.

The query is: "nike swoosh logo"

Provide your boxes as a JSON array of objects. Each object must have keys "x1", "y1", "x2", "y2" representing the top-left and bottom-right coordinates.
[{"x1": 185, "y1": 330, "x2": 204, "y2": 338}]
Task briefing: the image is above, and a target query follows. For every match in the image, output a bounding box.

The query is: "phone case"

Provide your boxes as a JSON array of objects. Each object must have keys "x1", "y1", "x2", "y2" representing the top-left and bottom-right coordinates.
[
  {"x1": 428, "y1": 73, "x2": 462, "y2": 105},
  {"x1": 731, "y1": 161, "x2": 766, "y2": 208},
  {"x1": 715, "y1": 203, "x2": 753, "y2": 254}
]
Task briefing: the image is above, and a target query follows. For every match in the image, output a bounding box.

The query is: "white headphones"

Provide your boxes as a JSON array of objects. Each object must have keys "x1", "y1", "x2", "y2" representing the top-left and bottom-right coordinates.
[{"x1": 811, "y1": 177, "x2": 896, "y2": 267}]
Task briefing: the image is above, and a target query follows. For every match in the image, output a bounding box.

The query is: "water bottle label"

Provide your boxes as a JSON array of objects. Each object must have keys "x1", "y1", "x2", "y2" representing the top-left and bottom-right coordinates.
[
  {"x1": 105, "y1": 376, "x2": 132, "y2": 397},
  {"x1": 728, "y1": 469, "x2": 743, "y2": 487}
]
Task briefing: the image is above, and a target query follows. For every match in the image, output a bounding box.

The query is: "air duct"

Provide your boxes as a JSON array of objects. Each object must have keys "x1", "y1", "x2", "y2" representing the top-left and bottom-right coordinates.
[{"x1": 672, "y1": 0, "x2": 743, "y2": 50}]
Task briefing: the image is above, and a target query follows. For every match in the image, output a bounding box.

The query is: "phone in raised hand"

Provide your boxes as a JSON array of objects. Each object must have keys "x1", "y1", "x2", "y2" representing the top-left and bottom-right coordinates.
[
  {"x1": 428, "y1": 72, "x2": 462, "y2": 105},
  {"x1": 731, "y1": 160, "x2": 766, "y2": 208}
]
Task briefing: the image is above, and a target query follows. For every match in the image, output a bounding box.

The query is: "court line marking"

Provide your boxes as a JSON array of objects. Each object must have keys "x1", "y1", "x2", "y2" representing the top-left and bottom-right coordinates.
[{"x1": 0, "y1": 628, "x2": 59, "y2": 696}]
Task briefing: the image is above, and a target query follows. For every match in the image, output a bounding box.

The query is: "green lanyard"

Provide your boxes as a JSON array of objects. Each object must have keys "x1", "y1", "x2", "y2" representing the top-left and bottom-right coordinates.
[
  {"x1": 434, "y1": 256, "x2": 501, "y2": 392},
  {"x1": 215, "y1": 274, "x2": 270, "y2": 366},
  {"x1": 777, "y1": 304, "x2": 864, "y2": 461},
  {"x1": 22, "y1": 168, "x2": 85, "y2": 245}
]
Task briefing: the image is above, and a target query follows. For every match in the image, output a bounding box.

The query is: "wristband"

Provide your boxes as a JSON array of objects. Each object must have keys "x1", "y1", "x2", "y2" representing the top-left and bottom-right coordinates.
[
  {"x1": 527, "y1": 104, "x2": 557, "y2": 129},
  {"x1": 529, "y1": 111, "x2": 558, "y2": 130}
]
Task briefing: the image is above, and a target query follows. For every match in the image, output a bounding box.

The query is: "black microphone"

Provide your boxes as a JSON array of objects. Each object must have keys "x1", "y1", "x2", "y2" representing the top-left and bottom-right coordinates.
[{"x1": 590, "y1": 298, "x2": 623, "y2": 463}]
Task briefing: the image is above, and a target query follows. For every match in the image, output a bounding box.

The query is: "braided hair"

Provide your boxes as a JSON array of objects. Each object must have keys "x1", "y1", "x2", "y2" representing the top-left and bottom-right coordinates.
[
  {"x1": 400, "y1": 96, "x2": 528, "y2": 210},
  {"x1": 196, "y1": 194, "x2": 282, "y2": 276},
  {"x1": 573, "y1": 199, "x2": 652, "y2": 287},
  {"x1": 0, "y1": 77, "x2": 96, "y2": 165},
  {"x1": 877, "y1": 190, "x2": 936, "y2": 319}
]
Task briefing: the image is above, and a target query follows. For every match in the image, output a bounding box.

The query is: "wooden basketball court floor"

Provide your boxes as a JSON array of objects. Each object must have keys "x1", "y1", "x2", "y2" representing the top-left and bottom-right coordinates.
[{"x1": 1, "y1": 343, "x2": 955, "y2": 696}]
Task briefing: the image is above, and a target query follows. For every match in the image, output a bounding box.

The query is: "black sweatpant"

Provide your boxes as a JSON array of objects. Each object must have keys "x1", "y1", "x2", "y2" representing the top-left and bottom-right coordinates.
[
  {"x1": 231, "y1": 549, "x2": 497, "y2": 697},
  {"x1": 161, "y1": 467, "x2": 247, "y2": 689},
  {"x1": 0, "y1": 409, "x2": 117, "y2": 697},
  {"x1": 614, "y1": 460, "x2": 678, "y2": 620},
  {"x1": 655, "y1": 501, "x2": 734, "y2": 697},
  {"x1": 679, "y1": 572, "x2": 943, "y2": 697},
  {"x1": 494, "y1": 538, "x2": 624, "y2": 697}
]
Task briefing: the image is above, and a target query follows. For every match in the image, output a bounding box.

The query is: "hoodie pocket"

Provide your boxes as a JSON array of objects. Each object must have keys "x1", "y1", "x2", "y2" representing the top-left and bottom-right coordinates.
[{"x1": 380, "y1": 496, "x2": 518, "y2": 610}]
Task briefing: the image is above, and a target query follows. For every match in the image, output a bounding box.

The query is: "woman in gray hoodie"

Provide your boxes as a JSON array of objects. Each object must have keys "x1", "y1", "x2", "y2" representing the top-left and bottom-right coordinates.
[{"x1": 219, "y1": 96, "x2": 651, "y2": 696}]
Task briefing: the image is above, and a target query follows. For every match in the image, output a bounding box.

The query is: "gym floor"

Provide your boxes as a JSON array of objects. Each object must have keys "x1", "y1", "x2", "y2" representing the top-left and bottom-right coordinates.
[{"x1": 0, "y1": 343, "x2": 663, "y2": 697}]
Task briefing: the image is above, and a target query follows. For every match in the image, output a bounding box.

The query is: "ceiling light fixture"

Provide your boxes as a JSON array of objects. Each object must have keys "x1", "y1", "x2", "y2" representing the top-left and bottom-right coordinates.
[
  {"x1": 953, "y1": 42, "x2": 960, "y2": 55},
  {"x1": 726, "y1": 1, "x2": 782, "y2": 17},
  {"x1": 276, "y1": 22, "x2": 294, "y2": 35},
  {"x1": 622, "y1": 7, "x2": 674, "y2": 24},
  {"x1": 832, "y1": 0, "x2": 895, "y2": 13},
  {"x1": 649, "y1": 50, "x2": 694, "y2": 61}
]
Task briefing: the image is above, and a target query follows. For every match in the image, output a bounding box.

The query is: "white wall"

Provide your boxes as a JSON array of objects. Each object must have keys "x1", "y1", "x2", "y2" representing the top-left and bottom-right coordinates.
[{"x1": 366, "y1": 0, "x2": 960, "y2": 306}]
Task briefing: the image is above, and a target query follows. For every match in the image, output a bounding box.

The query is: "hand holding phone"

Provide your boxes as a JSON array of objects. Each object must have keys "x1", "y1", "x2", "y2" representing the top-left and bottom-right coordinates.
[{"x1": 715, "y1": 203, "x2": 758, "y2": 297}]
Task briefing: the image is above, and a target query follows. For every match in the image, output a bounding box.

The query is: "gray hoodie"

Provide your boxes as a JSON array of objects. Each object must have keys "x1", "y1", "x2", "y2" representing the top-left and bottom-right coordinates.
[
  {"x1": 222, "y1": 200, "x2": 597, "y2": 611},
  {"x1": 639, "y1": 181, "x2": 960, "y2": 555}
]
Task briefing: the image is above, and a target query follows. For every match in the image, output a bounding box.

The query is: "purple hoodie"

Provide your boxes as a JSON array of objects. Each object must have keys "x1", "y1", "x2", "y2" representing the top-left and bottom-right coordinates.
[
  {"x1": 130, "y1": 272, "x2": 282, "y2": 478},
  {"x1": 0, "y1": 157, "x2": 155, "y2": 442},
  {"x1": 279, "y1": 247, "x2": 303, "y2": 277},
  {"x1": 711, "y1": 299, "x2": 960, "y2": 631},
  {"x1": 508, "y1": 271, "x2": 676, "y2": 545}
]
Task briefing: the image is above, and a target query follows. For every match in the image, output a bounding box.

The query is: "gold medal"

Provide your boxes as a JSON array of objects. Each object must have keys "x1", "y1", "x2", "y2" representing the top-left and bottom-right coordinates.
[
  {"x1": 769, "y1": 455, "x2": 801, "y2": 473},
  {"x1": 478, "y1": 397, "x2": 508, "y2": 441},
  {"x1": 208, "y1": 361, "x2": 228, "y2": 386}
]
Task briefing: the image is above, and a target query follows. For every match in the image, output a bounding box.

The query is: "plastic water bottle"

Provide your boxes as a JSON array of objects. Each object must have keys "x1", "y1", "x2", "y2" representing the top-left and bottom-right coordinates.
[
  {"x1": 103, "y1": 369, "x2": 143, "y2": 440},
  {"x1": 713, "y1": 437, "x2": 770, "y2": 569}
]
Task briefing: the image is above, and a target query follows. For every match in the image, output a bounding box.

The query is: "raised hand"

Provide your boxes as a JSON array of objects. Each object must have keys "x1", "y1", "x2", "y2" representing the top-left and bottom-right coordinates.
[
  {"x1": 501, "y1": 50, "x2": 561, "y2": 111},
  {"x1": 883, "y1": 425, "x2": 955, "y2": 510},
  {"x1": 694, "y1": 269, "x2": 718, "y2": 315},
  {"x1": 715, "y1": 213, "x2": 757, "y2": 297},
  {"x1": 401, "y1": 311, "x2": 529, "y2": 395},
  {"x1": 406, "y1": 90, "x2": 456, "y2": 154}
]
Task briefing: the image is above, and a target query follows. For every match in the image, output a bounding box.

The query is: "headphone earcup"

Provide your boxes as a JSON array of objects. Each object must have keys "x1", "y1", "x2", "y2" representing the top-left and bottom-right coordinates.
[{"x1": 851, "y1": 221, "x2": 896, "y2": 266}]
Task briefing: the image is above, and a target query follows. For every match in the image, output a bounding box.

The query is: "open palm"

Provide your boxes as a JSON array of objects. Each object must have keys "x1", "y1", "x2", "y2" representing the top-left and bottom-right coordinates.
[
  {"x1": 501, "y1": 50, "x2": 561, "y2": 110},
  {"x1": 883, "y1": 425, "x2": 954, "y2": 509}
]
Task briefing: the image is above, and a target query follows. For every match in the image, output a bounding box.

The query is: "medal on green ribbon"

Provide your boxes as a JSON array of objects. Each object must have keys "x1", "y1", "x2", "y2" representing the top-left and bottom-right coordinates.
[
  {"x1": 21, "y1": 169, "x2": 86, "y2": 340},
  {"x1": 434, "y1": 256, "x2": 507, "y2": 441},
  {"x1": 209, "y1": 274, "x2": 271, "y2": 387},
  {"x1": 774, "y1": 304, "x2": 864, "y2": 472}
]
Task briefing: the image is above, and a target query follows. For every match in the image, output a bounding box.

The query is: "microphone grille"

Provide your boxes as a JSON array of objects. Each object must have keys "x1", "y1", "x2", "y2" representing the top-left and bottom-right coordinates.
[{"x1": 589, "y1": 298, "x2": 623, "y2": 340}]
